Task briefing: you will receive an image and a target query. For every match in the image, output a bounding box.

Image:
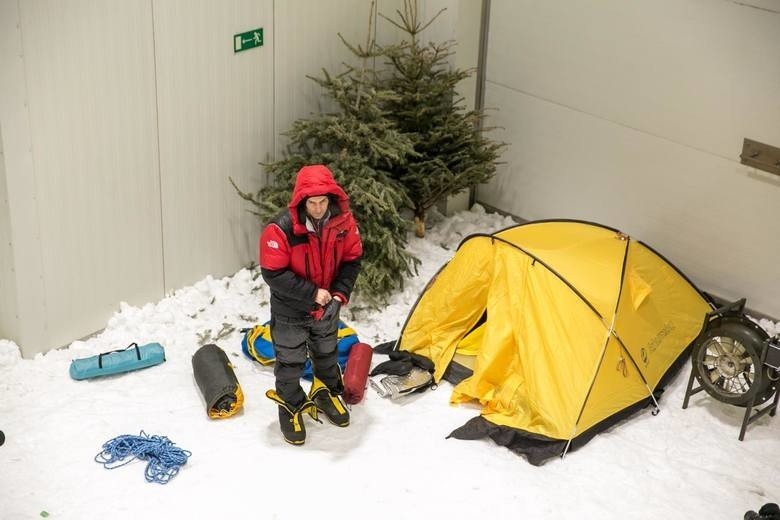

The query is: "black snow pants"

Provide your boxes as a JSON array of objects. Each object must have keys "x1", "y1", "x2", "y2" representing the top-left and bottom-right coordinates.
[{"x1": 271, "y1": 312, "x2": 340, "y2": 406}]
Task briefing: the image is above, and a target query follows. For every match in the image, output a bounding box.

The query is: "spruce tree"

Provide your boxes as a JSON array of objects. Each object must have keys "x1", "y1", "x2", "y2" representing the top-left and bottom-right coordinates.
[
  {"x1": 233, "y1": 8, "x2": 419, "y2": 305},
  {"x1": 378, "y1": 1, "x2": 505, "y2": 237}
]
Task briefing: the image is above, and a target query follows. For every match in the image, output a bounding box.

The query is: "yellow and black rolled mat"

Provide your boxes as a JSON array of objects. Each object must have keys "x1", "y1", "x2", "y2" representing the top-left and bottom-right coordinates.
[{"x1": 192, "y1": 344, "x2": 244, "y2": 419}]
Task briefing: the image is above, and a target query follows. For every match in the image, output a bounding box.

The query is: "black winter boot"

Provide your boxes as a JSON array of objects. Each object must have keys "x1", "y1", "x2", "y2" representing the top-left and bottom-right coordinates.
[
  {"x1": 309, "y1": 377, "x2": 350, "y2": 427},
  {"x1": 266, "y1": 390, "x2": 318, "y2": 445}
]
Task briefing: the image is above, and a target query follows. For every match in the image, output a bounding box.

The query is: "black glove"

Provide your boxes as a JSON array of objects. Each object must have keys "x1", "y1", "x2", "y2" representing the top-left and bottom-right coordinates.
[
  {"x1": 389, "y1": 350, "x2": 435, "y2": 372},
  {"x1": 370, "y1": 359, "x2": 414, "y2": 377},
  {"x1": 370, "y1": 351, "x2": 434, "y2": 377},
  {"x1": 321, "y1": 298, "x2": 341, "y2": 322}
]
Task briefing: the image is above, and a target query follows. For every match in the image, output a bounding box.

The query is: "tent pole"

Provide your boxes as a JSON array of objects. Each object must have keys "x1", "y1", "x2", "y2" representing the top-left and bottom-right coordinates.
[
  {"x1": 611, "y1": 328, "x2": 663, "y2": 416},
  {"x1": 561, "y1": 426, "x2": 577, "y2": 460}
]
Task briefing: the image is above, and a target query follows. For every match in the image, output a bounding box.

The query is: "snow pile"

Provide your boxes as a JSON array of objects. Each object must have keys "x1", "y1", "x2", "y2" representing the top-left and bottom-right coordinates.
[
  {"x1": 0, "y1": 339, "x2": 22, "y2": 367},
  {"x1": 0, "y1": 206, "x2": 777, "y2": 520}
]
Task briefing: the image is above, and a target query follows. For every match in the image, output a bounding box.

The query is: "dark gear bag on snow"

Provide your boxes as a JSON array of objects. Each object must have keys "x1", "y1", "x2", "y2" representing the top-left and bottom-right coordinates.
[
  {"x1": 370, "y1": 350, "x2": 434, "y2": 377},
  {"x1": 241, "y1": 320, "x2": 358, "y2": 380},
  {"x1": 369, "y1": 350, "x2": 435, "y2": 399},
  {"x1": 373, "y1": 340, "x2": 396, "y2": 355},
  {"x1": 192, "y1": 344, "x2": 244, "y2": 419}
]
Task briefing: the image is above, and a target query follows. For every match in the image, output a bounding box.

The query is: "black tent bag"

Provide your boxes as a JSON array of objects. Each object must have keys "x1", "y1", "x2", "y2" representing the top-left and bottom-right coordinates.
[{"x1": 192, "y1": 344, "x2": 244, "y2": 419}]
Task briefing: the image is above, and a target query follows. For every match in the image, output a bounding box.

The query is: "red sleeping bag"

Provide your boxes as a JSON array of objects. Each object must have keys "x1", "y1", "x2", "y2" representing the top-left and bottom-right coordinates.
[{"x1": 343, "y1": 342, "x2": 373, "y2": 404}]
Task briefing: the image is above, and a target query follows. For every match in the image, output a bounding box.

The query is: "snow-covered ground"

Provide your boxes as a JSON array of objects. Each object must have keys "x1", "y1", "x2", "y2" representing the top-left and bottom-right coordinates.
[{"x1": 0, "y1": 206, "x2": 777, "y2": 519}]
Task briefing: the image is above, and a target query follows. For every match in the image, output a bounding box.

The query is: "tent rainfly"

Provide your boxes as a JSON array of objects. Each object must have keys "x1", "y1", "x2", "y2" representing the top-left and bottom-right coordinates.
[{"x1": 396, "y1": 220, "x2": 712, "y2": 465}]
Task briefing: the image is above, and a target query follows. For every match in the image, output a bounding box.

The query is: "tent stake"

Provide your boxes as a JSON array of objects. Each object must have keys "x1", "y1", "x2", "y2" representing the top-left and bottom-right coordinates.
[
  {"x1": 560, "y1": 438, "x2": 573, "y2": 460},
  {"x1": 647, "y1": 385, "x2": 661, "y2": 416},
  {"x1": 561, "y1": 425, "x2": 577, "y2": 460}
]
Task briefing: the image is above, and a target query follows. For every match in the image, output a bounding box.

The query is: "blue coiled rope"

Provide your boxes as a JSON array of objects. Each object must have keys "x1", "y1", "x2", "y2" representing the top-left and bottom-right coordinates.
[{"x1": 95, "y1": 431, "x2": 191, "y2": 484}]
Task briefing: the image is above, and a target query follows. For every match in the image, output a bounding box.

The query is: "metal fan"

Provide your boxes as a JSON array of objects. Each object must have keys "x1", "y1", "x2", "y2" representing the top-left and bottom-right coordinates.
[{"x1": 683, "y1": 299, "x2": 780, "y2": 440}]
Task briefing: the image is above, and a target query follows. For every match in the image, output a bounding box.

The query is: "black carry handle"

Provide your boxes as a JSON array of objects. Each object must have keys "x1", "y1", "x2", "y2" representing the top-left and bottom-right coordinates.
[
  {"x1": 700, "y1": 298, "x2": 746, "y2": 331},
  {"x1": 98, "y1": 342, "x2": 140, "y2": 369},
  {"x1": 706, "y1": 298, "x2": 746, "y2": 319}
]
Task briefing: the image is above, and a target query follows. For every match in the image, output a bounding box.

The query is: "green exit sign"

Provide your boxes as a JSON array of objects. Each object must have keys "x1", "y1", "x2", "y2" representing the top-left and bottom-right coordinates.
[{"x1": 234, "y1": 28, "x2": 263, "y2": 53}]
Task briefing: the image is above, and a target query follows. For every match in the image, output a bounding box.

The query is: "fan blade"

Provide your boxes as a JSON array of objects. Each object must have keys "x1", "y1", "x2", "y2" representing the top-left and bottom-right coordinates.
[{"x1": 709, "y1": 369, "x2": 721, "y2": 384}]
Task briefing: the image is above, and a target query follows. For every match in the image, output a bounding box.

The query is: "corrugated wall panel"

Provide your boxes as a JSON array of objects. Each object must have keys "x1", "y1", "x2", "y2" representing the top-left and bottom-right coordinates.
[
  {"x1": 17, "y1": 0, "x2": 164, "y2": 352},
  {"x1": 479, "y1": 0, "x2": 780, "y2": 317},
  {"x1": 272, "y1": 0, "x2": 474, "y2": 214},
  {"x1": 3, "y1": 0, "x2": 454, "y2": 356},
  {"x1": 0, "y1": 125, "x2": 17, "y2": 341},
  {"x1": 0, "y1": 0, "x2": 47, "y2": 353},
  {"x1": 273, "y1": 0, "x2": 379, "y2": 158},
  {"x1": 485, "y1": 0, "x2": 780, "y2": 160},
  {"x1": 415, "y1": 0, "x2": 458, "y2": 49},
  {"x1": 421, "y1": 0, "x2": 480, "y2": 214},
  {"x1": 153, "y1": 0, "x2": 274, "y2": 291}
]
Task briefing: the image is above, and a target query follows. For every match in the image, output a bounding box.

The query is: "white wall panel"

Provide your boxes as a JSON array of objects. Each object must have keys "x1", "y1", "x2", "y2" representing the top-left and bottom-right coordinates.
[
  {"x1": 273, "y1": 0, "x2": 479, "y2": 215},
  {"x1": 375, "y1": 0, "x2": 412, "y2": 50},
  {"x1": 152, "y1": 0, "x2": 274, "y2": 291},
  {"x1": 480, "y1": 81, "x2": 780, "y2": 317},
  {"x1": 3, "y1": 0, "x2": 469, "y2": 356},
  {"x1": 486, "y1": 0, "x2": 780, "y2": 159},
  {"x1": 480, "y1": 0, "x2": 780, "y2": 317},
  {"x1": 0, "y1": 125, "x2": 18, "y2": 341},
  {"x1": 375, "y1": 0, "x2": 460, "y2": 49},
  {"x1": 414, "y1": 0, "x2": 458, "y2": 48},
  {"x1": 12, "y1": 0, "x2": 164, "y2": 355},
  {"x1": 0, "y1": 0, "x2": 48, "y2": 353},
  {"x1": 426, "y1": 0, "x2": 483, "y2": 214},
  {"x1": 273, "y1": 0, "x2": 379, "y2": 158}
]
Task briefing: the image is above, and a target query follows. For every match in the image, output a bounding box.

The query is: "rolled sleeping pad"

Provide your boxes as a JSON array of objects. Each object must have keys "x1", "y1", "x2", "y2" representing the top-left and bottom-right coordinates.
[
  {"x1": 69, "y1": 342, "x2": 165, "y2": 380},
  {"x1": 343, "y1": 342, "x2": 373, "y2": 404},
  {"x1": 192, "y1": 344, "x2": 244, "y2": 419}
]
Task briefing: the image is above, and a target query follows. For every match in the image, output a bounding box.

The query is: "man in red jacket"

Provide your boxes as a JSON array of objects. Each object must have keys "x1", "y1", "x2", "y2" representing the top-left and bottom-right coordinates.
[{"x1": 259, "y1": 164, "x2": 363, "y2": 445}]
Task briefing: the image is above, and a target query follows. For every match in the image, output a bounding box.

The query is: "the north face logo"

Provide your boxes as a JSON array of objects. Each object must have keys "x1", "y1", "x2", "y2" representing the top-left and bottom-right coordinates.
[{"x1": 266, "y1": 240, "x2": 279, "y2": 249}]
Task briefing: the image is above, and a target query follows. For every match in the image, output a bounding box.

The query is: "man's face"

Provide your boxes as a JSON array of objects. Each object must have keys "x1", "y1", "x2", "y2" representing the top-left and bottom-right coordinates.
[{"x1": 305, "y1": 195, "x2": 329, "y2": 220}]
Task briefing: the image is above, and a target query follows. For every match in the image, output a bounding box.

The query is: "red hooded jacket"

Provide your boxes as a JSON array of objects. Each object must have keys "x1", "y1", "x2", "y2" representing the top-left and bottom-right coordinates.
[{"x1": 259, "y1": 165, "x2": 362, "y2": 318}]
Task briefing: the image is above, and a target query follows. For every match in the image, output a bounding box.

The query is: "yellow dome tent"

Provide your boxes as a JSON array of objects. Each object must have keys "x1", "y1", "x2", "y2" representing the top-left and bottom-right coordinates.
[{"x1": 397, "y1": 220, "x2": 712, "y2": 464}]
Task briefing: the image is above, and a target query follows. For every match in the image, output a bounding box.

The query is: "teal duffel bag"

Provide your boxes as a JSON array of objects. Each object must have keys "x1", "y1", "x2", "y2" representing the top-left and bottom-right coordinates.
[{"x1": 69, "y1": 342, "x2": 166, "y2": 380}]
